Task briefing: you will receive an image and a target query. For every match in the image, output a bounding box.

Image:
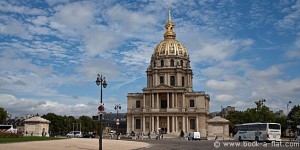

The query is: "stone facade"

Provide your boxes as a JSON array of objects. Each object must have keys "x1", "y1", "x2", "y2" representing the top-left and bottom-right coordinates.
[
  {"x1": 126, "y1": 9, "x2": 210, "y2": 138},
  {"x1": 207, "y1": 116, "x2": 230, "y2": 140},
  {"x1": 24, "y1": 116, "x2": 50, "y2": 137}
]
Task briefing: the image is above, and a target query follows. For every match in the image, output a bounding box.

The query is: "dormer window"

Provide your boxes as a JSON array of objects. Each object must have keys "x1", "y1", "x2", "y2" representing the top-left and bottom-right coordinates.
[
  {"x1": 160, "y1": 76, "x2": 164, "y2": 85},
  {"x1": 161, "y1": 60, "x2": 164, "y2": 67},
  {"x1": 170, "y1": 59, "x2": 174, "y2": 67},
  {"x1": 170, "y1": 76, "x2": 175, "y2": 86}
]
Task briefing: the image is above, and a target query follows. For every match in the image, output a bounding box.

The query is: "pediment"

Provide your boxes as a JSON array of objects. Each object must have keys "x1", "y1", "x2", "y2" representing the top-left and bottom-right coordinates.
[{"x1": 154, "y1": 84, "x2": 172, "y2": 89}]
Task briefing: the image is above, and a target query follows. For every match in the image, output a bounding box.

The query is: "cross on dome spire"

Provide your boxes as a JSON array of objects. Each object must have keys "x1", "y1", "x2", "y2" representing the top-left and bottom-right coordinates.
[{"x1": 164, "y1": 6, "x2": 176, "y2": 39}]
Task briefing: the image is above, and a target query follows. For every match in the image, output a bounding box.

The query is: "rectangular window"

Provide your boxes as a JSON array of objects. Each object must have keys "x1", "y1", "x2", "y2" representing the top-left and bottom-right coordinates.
[
  {"x1": 170, "y1": 76, "x2": 175, "y2": 86},
  {"x1": 268, "y1": 124, "x2": 280, "y2": 130},
  {"x1": 136, "y1": 100, "x2": 140, "y2": 108},
  {"x1": 182, "y1": 76, "x2": 185, "y2": 86},
  {"x1": 136, "y1": 119, "x2": 141, "y2": 129},
  {"x1": 189, "y1": 99, "x2": 195, "y2": 107},
  {"x1": 160, "y1": 76, "x2": 164, "y2": 85},
  {"x1": 190, "y1": 119, "x2": 195, "y2": 129}
]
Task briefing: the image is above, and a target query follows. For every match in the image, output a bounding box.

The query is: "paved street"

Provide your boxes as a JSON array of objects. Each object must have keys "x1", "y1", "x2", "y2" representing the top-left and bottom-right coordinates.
[
  {"x1": 129, "y1": 138, "x2": 300, "y2": 150},
  {"x1": 1, "y1": 137, "x2": 300, "y2": 150}
]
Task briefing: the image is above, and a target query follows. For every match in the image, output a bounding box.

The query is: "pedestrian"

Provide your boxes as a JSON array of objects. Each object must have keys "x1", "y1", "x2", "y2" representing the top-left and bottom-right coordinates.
[
  {"x1": 214, "y1": 134, "x2": 217, "y2": 140},
  {"x1": 148, "y1": 131, "x2": 151, "y2": 139}
]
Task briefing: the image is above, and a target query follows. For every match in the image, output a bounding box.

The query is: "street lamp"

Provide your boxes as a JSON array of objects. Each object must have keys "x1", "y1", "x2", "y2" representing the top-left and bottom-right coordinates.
[
  {"x1": 95, "y1": 74, "x2": 107, "y2": 150},
  {"x1": 114, "y1": 104, "x2": 121, "y2": 140},
  {"x1": 287, "y1": 101, "x2": 292, "y2": 115},
  {"x1": 259, "y1": 99, "x2": 266, "y2": 106}
]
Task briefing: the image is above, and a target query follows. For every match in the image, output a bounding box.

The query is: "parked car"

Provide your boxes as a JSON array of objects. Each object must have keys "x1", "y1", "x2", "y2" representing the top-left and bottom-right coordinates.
[
  {"x1": 66, "y1": 131, "x2": 83, "y2": 138},
  {"x1": 83, "y1": 132, "x2": 95, "y2": 138},
  {"x1": 187, "y1": 132, "x2": 201, "y2": 141}
]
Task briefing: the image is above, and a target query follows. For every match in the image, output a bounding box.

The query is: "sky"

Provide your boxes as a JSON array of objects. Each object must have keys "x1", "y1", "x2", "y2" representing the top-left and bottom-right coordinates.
[{"x1": 0, "y1": 0, "x2": 300, "y2": 117}]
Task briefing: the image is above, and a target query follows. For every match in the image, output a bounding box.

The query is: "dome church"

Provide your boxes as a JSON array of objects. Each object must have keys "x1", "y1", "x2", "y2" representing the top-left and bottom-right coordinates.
[{"x1": 126, "y1": 8, "x2": 210, "y2": 139}]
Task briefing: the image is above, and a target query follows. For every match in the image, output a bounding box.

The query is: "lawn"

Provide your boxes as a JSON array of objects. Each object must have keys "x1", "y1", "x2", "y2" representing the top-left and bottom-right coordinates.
[{"x1": 0, "y1": 136, "x2": 64, "y2": 143}]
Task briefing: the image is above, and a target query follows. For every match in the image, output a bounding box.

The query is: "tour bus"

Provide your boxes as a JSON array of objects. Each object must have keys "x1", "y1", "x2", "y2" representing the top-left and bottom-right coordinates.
[
  {"x1": 296, "y1": 125, "x2": 300, "y2": 143},
  {"x1": 0, "y1": 125, "x2": 17, "y2": 133},
  {"x1": 233, "y1": 123, "x2": 281, "y2": 142}
]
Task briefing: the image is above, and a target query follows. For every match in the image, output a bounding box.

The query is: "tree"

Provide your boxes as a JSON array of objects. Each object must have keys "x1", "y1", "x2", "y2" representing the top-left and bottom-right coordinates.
[
  {"x1": 78, "y1": 115, "x2": 97, "y2": 133},
  {"x1": 287, "y1": 105, "x2": 300, "y2": 132},
  {"x1": 0, "y1": 107, "x2": 8, "y2": 124},
  {"x1": 274, "y1": 115, "x2": 288, "y2": 135},
  {"x1": 225, "y1": 111, "x2": 244, "y2": 134},
  {"x1": 226, "y1": 101, "x2": 277, "y2": 134}
]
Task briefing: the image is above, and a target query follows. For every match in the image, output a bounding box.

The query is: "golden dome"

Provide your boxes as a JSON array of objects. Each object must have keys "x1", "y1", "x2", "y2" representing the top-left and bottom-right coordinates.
[
  {"x1": 153, "y1": 7, "x2": 188, "y2": 57},
  {"x1": 153, "y1": 40, "x2": 188, "y2": 57}
]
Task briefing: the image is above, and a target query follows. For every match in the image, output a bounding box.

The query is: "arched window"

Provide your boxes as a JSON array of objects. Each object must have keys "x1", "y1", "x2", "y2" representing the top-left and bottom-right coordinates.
[
  {"x1": 161, "y1": 60, "x2": 164, "y2": 67},
  {"x1": 153, "y1": 61, "x2": 156, "y2": 67},
  {"x1": 170, "y1": 59, "x2": 174, "y2": 67},
  {"x1": 180, "y1": 60, "x2": 183, "y2": 67}
]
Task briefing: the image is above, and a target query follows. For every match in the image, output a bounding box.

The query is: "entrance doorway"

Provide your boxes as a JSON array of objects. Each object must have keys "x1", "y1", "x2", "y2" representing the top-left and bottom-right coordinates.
[{"x1": 159, "y1": 117, "x2": 167, "y2": 134}]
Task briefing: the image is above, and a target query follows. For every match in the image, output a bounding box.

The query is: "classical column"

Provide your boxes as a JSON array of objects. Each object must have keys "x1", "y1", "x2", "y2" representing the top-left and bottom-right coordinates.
[
  {"x1": 186, "y1": 117, "x2": 189, "y2": 132},
  {"x1": 167, "y1": 116, "x2": 170, "y2": 133},
  {"x1": 132, "y1": 116, "x2": 135, "y2": 132},
  {"x1": 156, "y1": 116, "x2": 159, "y2": 132},
  {"x1": 196, "y1": 116, "x2": 199, "y2": 131},
  {"x1": 167, "y1": 92, "x2": 169, "y2": 108},
  {"x1": 157, "y1": 93, "x2": 159, "y2": 108},
  {"x1": 182, "y1": 94, "x2": 185, "y2": 108},
  {"x1": 182, "y1": 116, "x2": 185, "y2": 132},
  {"x1": 151, "y1": 116, "x2": 154, "y2": 133},
  {"x1": 172, "y1": 116, "x2": 175, "y2": 133},
  {"x1": 143, "y1": 94, "x2": 146, "y2": 108},
  {"x1": 175, "y1": 93, "x2": 177, "y2": 107},
  {"x1": 172, "y1": 93, "x2": 174, "y2": 108},
  {"x1": 143, "y1": 116, "x2": 146, "y2": 133},
  {"x1": 151, "y1": 93, "x2": 154, "y2": 108}
]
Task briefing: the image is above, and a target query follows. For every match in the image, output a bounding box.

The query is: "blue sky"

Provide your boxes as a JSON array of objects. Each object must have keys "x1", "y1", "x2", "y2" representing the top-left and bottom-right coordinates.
[{"x1": 0, "y1": 0, "x2": 300, "y2": 117}]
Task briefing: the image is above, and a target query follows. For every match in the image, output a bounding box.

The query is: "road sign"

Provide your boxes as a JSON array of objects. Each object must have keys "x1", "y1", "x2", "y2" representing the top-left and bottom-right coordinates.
[
  {"x1": 116, "y1": 119, "x2": 120, "y2": 125},
  {"x1": 98, "y1": 104, "x2": 104, "y2": 112}
]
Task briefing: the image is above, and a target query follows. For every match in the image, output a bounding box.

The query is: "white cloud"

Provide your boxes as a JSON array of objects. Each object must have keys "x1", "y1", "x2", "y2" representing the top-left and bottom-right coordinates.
[
  {"x1": 53, "y1": 2, "x2": 95, "y2": 29},
  {"x1": 76, "y1": 59, "x2": 121, "y2": 80},
  {"x1": 215, "y1": 94, "x2": 234, "y2": 102},
  {"x1": 245, "y1": 66, "x2": 281, "y2": 78},
  {"x1": 31, "y1": 16, "x2": 49, "y2": 26},
  {"x1": 276, "y1": 0, "x2": 300, "y2": 30},
  {"x1": 206, "y1": 79, "x2": 238, "y2": 91},
  {"x1": 0, "y1": 18, "x2": 31, "y2": 39},
  {"x1": 104, "y1": 5, "x2": 157, "y2": 33},
  {"x1": 0, "y1": 1, "x2": 47, "y2": 16},
  {"x1": 45, "y1": 0, "x2": 69, "y2": 6},
  {"x1": 83, "y1": 30, "x2": 121, "y2": 56},
  {"x1": 286, "y1": 36, "x2": 300, "y2": 59}
]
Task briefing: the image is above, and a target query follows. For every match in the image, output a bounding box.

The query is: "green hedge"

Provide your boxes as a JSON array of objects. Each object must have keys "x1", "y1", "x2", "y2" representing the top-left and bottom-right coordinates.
[{"x1": 0, "y1": 133, "x2": 23, "y2": 138}]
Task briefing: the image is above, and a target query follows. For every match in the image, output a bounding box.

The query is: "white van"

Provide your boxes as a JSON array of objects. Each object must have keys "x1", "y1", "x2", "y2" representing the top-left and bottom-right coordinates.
[
  {"x1": 187, "y1": 132, "x2": 201, "y2": 141},
  {"x1": 66, "y1": 131, "x2": 82, "y2": 138}
]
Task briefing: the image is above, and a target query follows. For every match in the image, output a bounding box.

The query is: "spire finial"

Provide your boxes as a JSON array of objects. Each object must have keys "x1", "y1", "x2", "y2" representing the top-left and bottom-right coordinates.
[
  {"x1": 164, "y1": 4, "x2": 176, "y2": 39},
  {"x1": 168, "y1": 4, "x2": 171, "y2": 23}
]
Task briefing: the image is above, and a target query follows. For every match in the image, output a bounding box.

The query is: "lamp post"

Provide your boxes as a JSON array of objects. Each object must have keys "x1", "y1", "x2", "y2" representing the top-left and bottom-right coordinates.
[
  {"x1": 95, "y1": 74, "x2": 107, "y2": 150},
  {"x1": 287, "y1": 101, "x2": 292, "y2": 115},
  {"x1": 259, "y1": 99, "x2": 266, "y2": 106},
  {"x1": 114, "y1": 104, "x2": 121, "y2": 140}
]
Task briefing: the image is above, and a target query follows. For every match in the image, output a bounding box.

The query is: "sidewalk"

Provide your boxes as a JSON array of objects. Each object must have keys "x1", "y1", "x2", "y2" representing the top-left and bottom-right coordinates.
[{"x1": 0, "y1": 138, "x2": 150, "y2": 150}]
